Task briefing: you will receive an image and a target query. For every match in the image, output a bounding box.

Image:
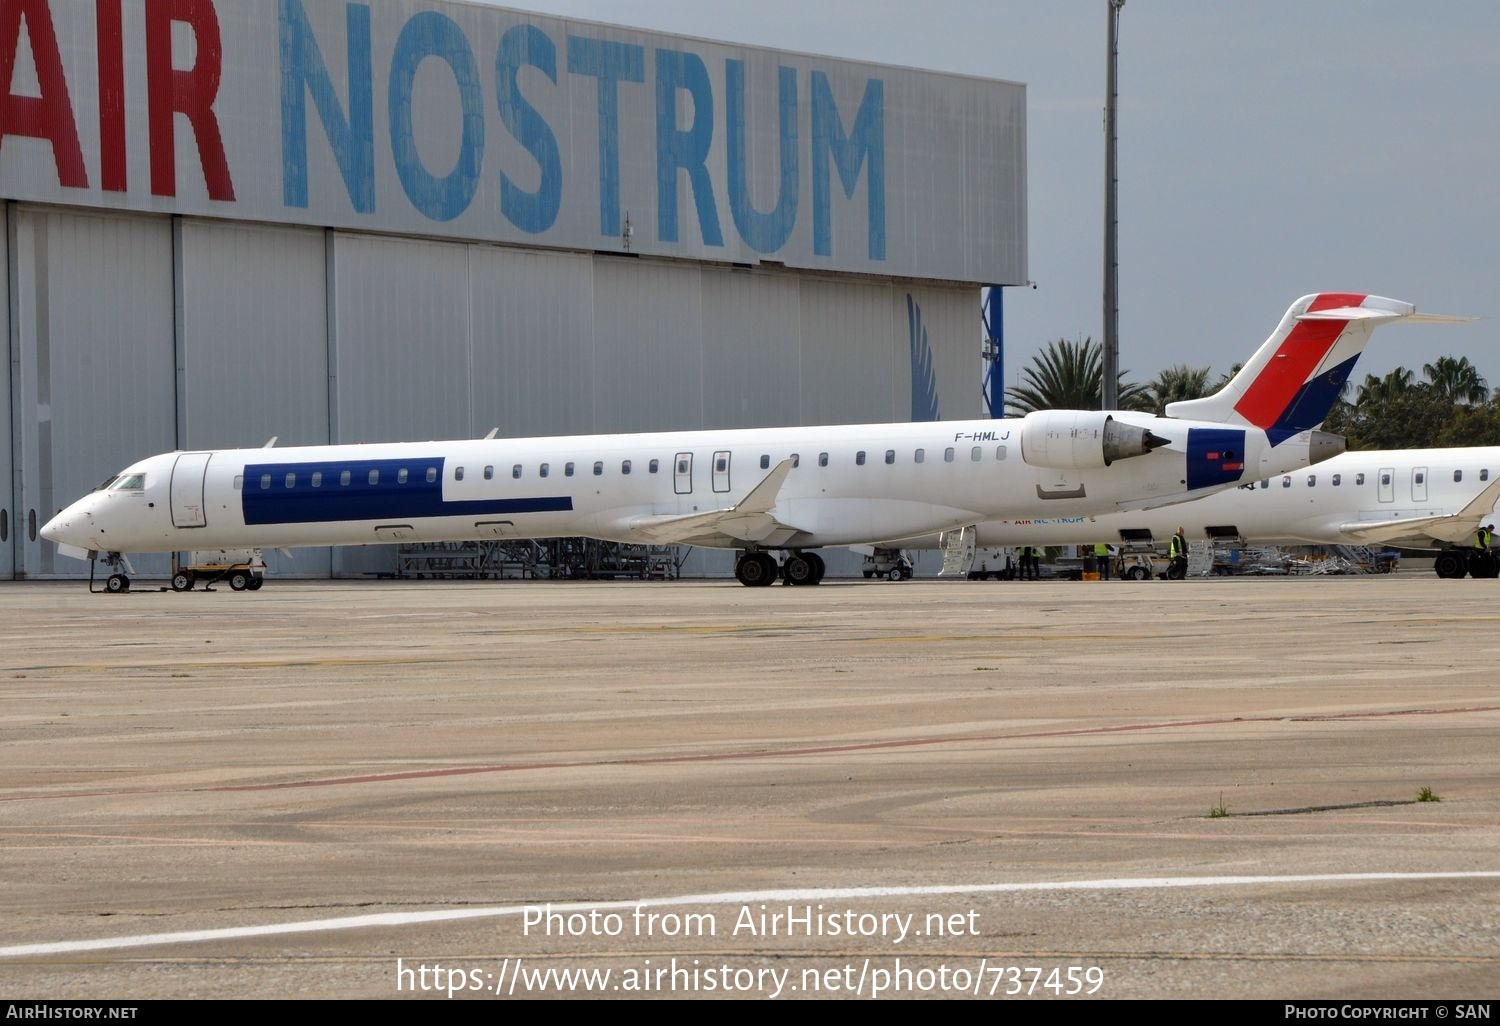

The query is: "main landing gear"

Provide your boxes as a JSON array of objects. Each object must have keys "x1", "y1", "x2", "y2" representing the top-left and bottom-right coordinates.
[
  {"x1": 1434, "y1": 549, "x2": 1500, "y2": 579},
  {"x1": 734, "y1": 550, "x2": 826, "y2": 587}
]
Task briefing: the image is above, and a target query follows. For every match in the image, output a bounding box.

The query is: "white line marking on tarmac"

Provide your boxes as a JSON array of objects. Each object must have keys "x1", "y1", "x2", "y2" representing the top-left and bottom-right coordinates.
[{"x1": 5, "y1": 872, "x2": 1499, "y2": 958}]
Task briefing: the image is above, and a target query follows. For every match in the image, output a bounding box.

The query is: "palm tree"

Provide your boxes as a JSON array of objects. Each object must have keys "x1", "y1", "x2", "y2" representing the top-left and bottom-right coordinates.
[
  {"x1": 1142, "y1": 364, "x2": 1212, "y2": 416},
  {"x1": 1006, "y1": 336, "x2": 1148, "y2": 414},
  {"x1": 1422, "y1": 355, "x2": 1489, "y2": 405},
  {"x1": 1354, "y1": 367, "x2": 1416, "y2": 406}
]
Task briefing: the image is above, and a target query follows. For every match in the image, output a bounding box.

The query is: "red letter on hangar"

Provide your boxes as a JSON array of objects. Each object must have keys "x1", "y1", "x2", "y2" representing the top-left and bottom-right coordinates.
[
  {"x1": 145, "y1": 0, "x2": 234, "y2": 200},
  {"x1": 0, "y1": 0, "x2": 89, "y2": 188}
]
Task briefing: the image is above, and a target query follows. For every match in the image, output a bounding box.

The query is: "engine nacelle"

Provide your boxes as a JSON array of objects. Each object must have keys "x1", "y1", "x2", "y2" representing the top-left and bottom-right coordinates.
[{"x1": 1019, "y1": 411, "x2": 1169, "y2": 470}]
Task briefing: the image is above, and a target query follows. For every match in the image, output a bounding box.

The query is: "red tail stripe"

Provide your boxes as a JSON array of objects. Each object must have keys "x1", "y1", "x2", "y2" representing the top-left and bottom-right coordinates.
[{"x1": 1233, "y1": 293, "x2": 1367, "y2": 428}]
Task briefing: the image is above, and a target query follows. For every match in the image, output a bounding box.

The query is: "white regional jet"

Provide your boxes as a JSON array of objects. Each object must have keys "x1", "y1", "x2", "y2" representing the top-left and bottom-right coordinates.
[
  {"x1": 40, "y1": 292, "x2": 1460, "y2": 592},
  {"x1": 926, "y1": 446, "x2": 1500, "y2": 581}
]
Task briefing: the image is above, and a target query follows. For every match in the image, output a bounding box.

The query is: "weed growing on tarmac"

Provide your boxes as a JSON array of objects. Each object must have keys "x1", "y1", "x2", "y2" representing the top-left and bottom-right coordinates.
[
  {"x1": 1209, "y1": 793, "x2": 1230, "y2": 818},
  {"x1": 1417, "y1": 786, "x2": 1441, "y2": 802}
]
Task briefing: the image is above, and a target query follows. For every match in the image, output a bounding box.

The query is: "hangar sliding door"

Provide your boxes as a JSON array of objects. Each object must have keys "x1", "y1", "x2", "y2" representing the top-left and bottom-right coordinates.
[
  {"x1": 11, "y1": 208, "x2": 175, "y2": 579},
  {"x1": 0, "y1": 204, "x2": 11, "y2": 580}
]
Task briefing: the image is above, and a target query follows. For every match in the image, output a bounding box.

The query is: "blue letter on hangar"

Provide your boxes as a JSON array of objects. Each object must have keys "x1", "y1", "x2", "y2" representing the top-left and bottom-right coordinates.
[{"x1": 278, "y1": 2, "x2": 885, "y2": 260}]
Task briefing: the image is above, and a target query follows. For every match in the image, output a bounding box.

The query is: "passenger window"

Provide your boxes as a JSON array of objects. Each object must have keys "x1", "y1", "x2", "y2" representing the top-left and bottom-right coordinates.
[
  {"x1": 455, "y1": 467, "x2": 464, "y2": 482},
  {"x1": 1332, "y1": 474, "x2": 1341, "y2": 486},
  {"x1": 566, "y1": 462, "x2": 575, "y2": 477},
  {"x1": 285, "y1": 473, "x2": 296, "y2": 488},
  {"x1": 791, "y1": 453, "x2": 800, "y2": 468},
  {"x1": 340, "y1": 470, "x2": 351, "y2": 486},
  {"x1": 945, "y1": 448, "x2": 955, "y2": 463},
  {"x1": 622, "y1": 460, "x2": 632, "y2": 475},
  {"x1": 312, "y1": 471, "x2": 323, "y2": 488},
  {"x1": 818, "y1": 452, "x2": 829, "y2": 467},
  {"x1": 1259, "y1": 480, "x2": 1268, "y2": 489},
  {"x1": 915, "y1": 448, "x2": 925, "y2": 464},
  {"x1": 885, "y1": 450, "x2": 895, "y2": 465},
  {"x1": 397, "y1": 468, "x2": 408, "y2": 484},
  {"x1": 260, "y1": 474, "x2": 271, "y2": 489},
  {"x1": 856, "y1": 451, "x2": 866, "y2": 466},
  {"x1": 233, "y1": 475, "x2": 243, "y2": 490},
  {"x1": 971, "y1": 446, "x2": 982, "y2": 462},
  {"x1": 760, "y1": 455, "x2": 770, "y2": 470},
  {"x1": 1454, "y1": 470, "x2": 1462, "y2": 483},
  {"x1": 1307, "y1": 475, "x2": 1316, "y2": 486},
  {"x1": 513, "y1": 465, "x2": 522, "y2": 479},
  {"x1": 1282, "y1": 477, "x2": 1291, "y2": 488},
  {"x1": 649, "y1": 459, "x2": 659, "y2": 474},
  {"x1": 1356, "y1": 473, "x2": 1365, "y2": 485},
  {"x1": 1482, "y1": 470, "x2": 1490, "y2": 482},
  {"x1": 996, "y1": 446, "x2": 1007, "y2": 461},
  {"x1": 369, "y1": 469, "x2": 380, "y2": 485},
  {"x1": 593, "y1": 461, "x2": 604, "y2": 476},
  {"x1": 426, "y1": 467, "x2": 437, "y2": 483},
  {"x1": 540, "y1": 463, "x2": 550, "y2": 478}
]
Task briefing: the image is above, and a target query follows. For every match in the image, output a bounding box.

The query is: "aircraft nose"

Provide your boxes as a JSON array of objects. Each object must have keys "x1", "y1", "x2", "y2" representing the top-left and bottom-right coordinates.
[{"x1": 41, "y1": 504, "x2": 91, "y2": 546}]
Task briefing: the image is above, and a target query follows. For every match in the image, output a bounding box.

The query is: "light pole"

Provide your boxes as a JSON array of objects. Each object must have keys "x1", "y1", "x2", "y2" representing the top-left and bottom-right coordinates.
[{"x1": 1102, "y1": 0, "x2": 1123, "y2": 410}]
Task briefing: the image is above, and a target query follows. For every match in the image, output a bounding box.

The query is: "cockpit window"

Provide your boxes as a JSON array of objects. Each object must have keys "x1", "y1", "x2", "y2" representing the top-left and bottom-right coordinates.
[
  {"x1": 110, "y1": 474, "x2": 146, "y2": 490},
  {"x1": 95, "y1": 475, "x2": 118, "y2": 491}
]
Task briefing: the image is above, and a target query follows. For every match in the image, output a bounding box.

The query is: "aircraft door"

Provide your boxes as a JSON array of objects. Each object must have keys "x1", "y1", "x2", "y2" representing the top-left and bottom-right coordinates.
[
  {"x1": 170, "y1": 452, "x2": 213, "y2": 528},
  {"x1": 674, "y1": 452, "x2": 693, "y2": 495},
  {"x1": 1412, "y1": 467, "x2": 1428, "y2": 503},
  {"x1": 712, "y1": 451, "x2": 731, "y2": 493},
  {"x1": 1378, "y1": 467, "x2": 1394, "y2": 504}
]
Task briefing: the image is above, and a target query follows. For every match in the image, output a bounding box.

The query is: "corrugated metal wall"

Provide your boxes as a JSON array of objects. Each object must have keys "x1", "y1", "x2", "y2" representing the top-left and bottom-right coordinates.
[
  {"x1": 176, "y1": 221, "x2": 333, "y2": 580},
  {"x1": 6, "y1": 206, "x2": 980, "y2": 580},
  {"x1": 12, "y1": 208, "x2": 176, "y2": 579},
  {"x1": 0, "y1": 205, "x2": 10, "y2": 580}
]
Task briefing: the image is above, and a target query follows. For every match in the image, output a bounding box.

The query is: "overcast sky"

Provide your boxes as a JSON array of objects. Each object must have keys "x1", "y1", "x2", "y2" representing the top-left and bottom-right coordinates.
[{"x1": 490, "y1": 1, "x2": 1498, "y2": 412}]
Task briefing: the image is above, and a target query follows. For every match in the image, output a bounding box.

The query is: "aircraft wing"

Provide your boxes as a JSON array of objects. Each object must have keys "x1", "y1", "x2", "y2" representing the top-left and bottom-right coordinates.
[
  {"x1": 1336, "y1": 474, "x2": 1500, "y2": 546},
  {"x1": 624, "y1": 458, "x2": 809, "y2": 544}
]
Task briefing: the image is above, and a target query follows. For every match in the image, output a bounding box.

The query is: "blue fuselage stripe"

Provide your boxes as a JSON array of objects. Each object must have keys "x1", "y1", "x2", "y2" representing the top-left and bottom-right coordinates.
[{"x1": 240, "y1": 458, "x2": 574, "y2": 526}]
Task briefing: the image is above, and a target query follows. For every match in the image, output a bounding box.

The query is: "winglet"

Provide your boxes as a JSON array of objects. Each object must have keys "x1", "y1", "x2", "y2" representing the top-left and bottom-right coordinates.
[{"x1": 1165, "y1": 294, "x2": 1469, "y2": 443}]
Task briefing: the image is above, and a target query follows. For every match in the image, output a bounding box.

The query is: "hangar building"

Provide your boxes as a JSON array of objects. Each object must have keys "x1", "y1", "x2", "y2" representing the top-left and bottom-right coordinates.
[{"x1": 1, "y1": 0, "x2": 1026, "y2": 580}]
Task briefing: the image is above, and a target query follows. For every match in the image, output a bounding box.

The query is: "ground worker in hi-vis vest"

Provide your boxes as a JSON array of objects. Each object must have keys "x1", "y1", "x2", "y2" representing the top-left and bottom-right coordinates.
[
  {"x1": 1093, "y1": 541, "x2": 1112, "y2": 580},
  {"x1": 1168, "y1": 527, "x2": 1188, "y2": 580}
]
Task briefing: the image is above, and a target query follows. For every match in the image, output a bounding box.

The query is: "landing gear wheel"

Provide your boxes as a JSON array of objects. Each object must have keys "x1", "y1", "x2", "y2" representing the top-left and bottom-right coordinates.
[
  {"x1": 171, "y1": 571, "x2": 195, "y2": 592},
  {"x1": 735, "y1": 552, "x2": 778, "y2": 587},
  {"x1": 1434, "y1": 550, "x2": 1468, "y2": 579},
  {"x1": 782, "y1": 555, "x2": 814, "y2": 585},
  {"x1": 247, "y1": 575, "x2": 264, "y2": 591},
  {"x1": 106, "y1": 573, "x2": 130, "y2": 593},
  {"x1": 805, "y1": 552, "x2": 826, "y2": 585},
  {"x1": 228, "y1": 570, "x2": 251, "y2": 591}
]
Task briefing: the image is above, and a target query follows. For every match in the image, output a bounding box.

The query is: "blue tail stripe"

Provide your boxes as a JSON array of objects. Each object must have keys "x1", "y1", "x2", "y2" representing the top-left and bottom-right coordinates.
[{"x1": 1266, "y1": 353, "x2": 1358, "y2": 446}]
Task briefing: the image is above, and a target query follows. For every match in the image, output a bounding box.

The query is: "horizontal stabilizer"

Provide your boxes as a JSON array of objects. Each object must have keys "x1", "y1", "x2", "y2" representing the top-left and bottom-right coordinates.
[{"x1": 627, "y1": 458, "x2": 805, "y2": 544}]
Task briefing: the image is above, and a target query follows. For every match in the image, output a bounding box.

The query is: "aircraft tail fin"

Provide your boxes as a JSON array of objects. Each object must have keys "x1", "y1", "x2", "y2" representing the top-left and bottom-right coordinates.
[{"x1": 1165, "y1": 294, "x2": 1470, "y2": 443}]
